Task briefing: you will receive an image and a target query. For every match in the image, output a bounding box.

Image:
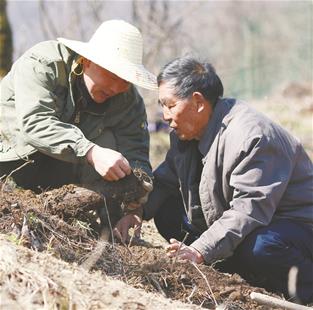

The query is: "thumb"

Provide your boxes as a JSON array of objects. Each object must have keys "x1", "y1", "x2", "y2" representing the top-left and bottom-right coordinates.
[{"x1": 169, "y1": 238, "x2": 179, "y2": 244}]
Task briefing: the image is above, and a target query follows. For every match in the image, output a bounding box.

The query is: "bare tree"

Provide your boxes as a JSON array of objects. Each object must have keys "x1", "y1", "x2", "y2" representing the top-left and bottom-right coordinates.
[
  {"x1": 0, "y1": 0, "x2": 13, "y2": 77},
  {"x1": 131, "y1": 0, "x2": 199, "y2": 72}
]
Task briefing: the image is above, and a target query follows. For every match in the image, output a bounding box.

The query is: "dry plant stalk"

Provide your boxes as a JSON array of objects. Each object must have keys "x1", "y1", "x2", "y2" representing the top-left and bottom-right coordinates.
[
  {"x1": 128, "y1": 224, "x2": 140, "y2": 248},
  {"x1": 0, "y1": 159, "x2": 34, "y2": 190},
  {"x1": 114, "y1": 229, "x2": 132, "y2": 256},
  {"x1": 170, "y1": 232, "x2": 189, "y2": 273},
  {"x1": 191, "y1": 262, "x2": 218, "y2": 307},
  {"x1": 250, "y1": 292, "x2": 311, "y2": 310},
  {"x1": 102, "y1": 197, "x2": 114, "y2": 247},
  {"x1": 146, "y1": 274, "x2": 167, "y2": 297}
]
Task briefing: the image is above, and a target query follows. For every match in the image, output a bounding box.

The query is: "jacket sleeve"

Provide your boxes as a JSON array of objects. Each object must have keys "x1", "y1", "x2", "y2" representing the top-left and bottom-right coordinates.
[
  {"x1": 191, "y1": 135, "x2": 294, "y2": 263},
  {"x1": 14, "y1": 57, "x2": 94, "y2": 163},
  {"x1": 113, "y1": 87, "x2": 152, "y2": 176}
]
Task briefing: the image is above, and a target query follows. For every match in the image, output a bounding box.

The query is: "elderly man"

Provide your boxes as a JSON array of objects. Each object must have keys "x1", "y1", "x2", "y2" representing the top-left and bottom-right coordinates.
[
  {"x1": 117, "y1": 56, "x2": 313, "y2": 303},
  {"x1": 0, "y1": 20, "x2": 156, "y2": 203}
]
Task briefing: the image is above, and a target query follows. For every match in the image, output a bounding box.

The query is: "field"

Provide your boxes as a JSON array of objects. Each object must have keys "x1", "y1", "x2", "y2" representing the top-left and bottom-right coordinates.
[{"x1": 0, "y1": 85, "x2": 312, "y2": 310}]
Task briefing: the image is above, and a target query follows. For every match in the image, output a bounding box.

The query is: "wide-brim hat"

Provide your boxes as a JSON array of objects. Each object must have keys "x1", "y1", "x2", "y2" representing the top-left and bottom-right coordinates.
[{"x1": 57, "y1": 20, "x2": 157, "y2": 90}]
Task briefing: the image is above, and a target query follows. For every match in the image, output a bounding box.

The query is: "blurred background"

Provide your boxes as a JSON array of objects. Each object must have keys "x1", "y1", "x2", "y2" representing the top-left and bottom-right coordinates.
[{"x1": 1, "y1": 0, "x2": 312, "y2": 166}]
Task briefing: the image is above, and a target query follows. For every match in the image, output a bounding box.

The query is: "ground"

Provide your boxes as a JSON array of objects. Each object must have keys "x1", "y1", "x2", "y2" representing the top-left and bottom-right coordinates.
[
  {"x1": 1, "y1": 85, "x2": 312, "y2": 309},
  {"x1": 0, "y1": 180, "x2": 291, "y2": 310}
]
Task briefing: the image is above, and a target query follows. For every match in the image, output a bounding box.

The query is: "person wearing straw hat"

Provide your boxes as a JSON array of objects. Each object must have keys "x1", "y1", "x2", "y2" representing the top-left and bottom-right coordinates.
[{"x1": 0, "y1": 20, "x2": 155, "y2": 205}]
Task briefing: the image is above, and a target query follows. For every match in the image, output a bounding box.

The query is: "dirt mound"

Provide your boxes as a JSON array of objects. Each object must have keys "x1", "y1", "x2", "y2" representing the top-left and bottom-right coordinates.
[
  {"x1": 0, "y1": 235, "x2": 200, "y2": 310},
  {"x1": 0, "y1": 181, "x2": 285, "y2": 309}
]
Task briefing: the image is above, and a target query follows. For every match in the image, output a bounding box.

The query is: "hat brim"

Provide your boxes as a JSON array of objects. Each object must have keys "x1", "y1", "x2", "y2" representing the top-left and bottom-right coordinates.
[{"x1": 57, "y1": 38, "x2": 157, "y2": 90}]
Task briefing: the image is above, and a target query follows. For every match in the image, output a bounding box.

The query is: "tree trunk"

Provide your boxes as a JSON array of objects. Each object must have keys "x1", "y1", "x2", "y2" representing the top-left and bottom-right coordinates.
[{"x1": 0, "y1": 0, "x2": 13, "y2": 78}]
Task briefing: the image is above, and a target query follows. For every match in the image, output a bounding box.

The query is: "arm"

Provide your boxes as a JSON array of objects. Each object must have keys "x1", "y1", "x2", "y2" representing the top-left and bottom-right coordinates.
[
  {"x1": 191, "y1": 135, "x2": 294, "y2": 263},
  {"x1": 115, "y1": 132, "x2": 180, "y2": 241},
  {"x1": 14, "y1": 57, "x2": 94, "y2": 163}
]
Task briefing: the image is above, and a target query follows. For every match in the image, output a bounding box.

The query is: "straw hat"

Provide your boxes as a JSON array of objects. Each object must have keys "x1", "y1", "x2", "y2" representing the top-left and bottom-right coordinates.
[{"x1": 58, "y1": 20, "x2": 157, "y2": 90}]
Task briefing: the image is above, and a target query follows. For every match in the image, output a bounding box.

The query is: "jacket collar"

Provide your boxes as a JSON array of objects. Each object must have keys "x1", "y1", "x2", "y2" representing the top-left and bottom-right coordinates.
[{"x1": 198, "y1": 98, "x2": 236, "y2": 157}]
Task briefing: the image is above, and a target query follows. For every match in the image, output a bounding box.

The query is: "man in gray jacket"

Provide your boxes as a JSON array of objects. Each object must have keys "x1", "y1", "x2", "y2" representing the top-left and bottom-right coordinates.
[
  {"x1": 0, "y1": 20, "x2": 155, "y2": 205},
  {"x1": 117, "y1": 56, "x2": 313, "y2": 302}
]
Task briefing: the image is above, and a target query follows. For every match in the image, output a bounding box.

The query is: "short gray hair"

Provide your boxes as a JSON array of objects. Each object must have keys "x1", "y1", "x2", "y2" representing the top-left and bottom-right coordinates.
[{"x1": 157, "y1": 57, "x2": 223, "y2": 106}]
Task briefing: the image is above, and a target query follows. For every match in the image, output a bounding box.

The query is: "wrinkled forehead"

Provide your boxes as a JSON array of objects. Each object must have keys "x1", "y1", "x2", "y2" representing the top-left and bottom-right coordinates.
[{"x1": 158, "y1": 82, "x2": 177, "y2": 101}]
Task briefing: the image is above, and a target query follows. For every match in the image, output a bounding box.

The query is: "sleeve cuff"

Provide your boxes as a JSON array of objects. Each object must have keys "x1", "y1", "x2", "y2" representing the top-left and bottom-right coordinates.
[
  {"x1": 74, "y1": 137, "x2": 95, "y2": 158},
  {"x1": 190, "y1": 237, "x2": 215, "y2": 264}
]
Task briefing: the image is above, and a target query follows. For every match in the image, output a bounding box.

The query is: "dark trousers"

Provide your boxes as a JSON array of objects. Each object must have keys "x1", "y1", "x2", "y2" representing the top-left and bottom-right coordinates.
[
  {"x1": 154, "y1": 196, "x2": 313, "y2": 303},
  {"x1": 0, "y1": 152, "x2": 78, "y2": 192}
]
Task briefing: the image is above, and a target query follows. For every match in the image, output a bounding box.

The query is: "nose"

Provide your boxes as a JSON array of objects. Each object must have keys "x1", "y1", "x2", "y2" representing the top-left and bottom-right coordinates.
[{"x1": 162, "y1": 106, "x2": 172, "y2": 122}]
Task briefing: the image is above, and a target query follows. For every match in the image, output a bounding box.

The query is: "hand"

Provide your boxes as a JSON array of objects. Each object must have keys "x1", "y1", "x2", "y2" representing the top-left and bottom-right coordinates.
[
  {"x1": 86, "y1": 145, "x2": 131, "y2": 181},
  {"x1": 114, "y1": 212, "x2": 142, "y2": 243},
  {"x1": 166, "y1": 238, "x2": 204, "y2": 264}
]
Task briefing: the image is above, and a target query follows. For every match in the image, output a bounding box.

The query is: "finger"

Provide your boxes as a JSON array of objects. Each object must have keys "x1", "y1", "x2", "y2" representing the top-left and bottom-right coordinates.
[
  {"x1": 119, "y1": 158, "x2": 131, "y2": 175},
  {"x1": 134, "y1": 224, "x2": 141, "y2": 238},
  {"x1": 166, "y1": 250, "x2": 178, "y2": 257},
  {"x1": 111, "y1": 166, "x2": 127, "y2": 180},
  {"x1": 121, "y1": 221, "x2": 130, "y2": 243},
  {"x1": 103, "y1": 170, "x2": 120, "y2": 181},
  {"x1": 169, "y1": 238, "x2": 179, "y2": 244},
  {"x1": 166, "y1": 243, "x2": 180, "y2": 252},
  {"x1": 113, "y1": 227, "x2": 122, "y2": 242}
]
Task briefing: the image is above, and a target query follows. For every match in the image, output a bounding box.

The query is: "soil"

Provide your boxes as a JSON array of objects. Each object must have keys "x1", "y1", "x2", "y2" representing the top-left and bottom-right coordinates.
[{"x1": 0, "y1": 180, "x2": 293, "y2": 309}]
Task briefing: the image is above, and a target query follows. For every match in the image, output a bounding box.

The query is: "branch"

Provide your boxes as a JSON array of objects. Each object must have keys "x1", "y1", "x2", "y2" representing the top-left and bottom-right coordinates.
[
  {"x1": 191, "y1": 262, "x2": 218, "y2": 307},
  {"x1": 170, "y1": 232, "x2": 189, "y2": 273},
  {"x1": 250, "y1": 292, "x2": 311, "y2": 310}
]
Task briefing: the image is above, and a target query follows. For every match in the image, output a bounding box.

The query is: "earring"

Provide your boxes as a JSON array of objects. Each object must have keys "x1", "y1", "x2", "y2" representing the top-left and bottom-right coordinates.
[{"x1": 73, "y1": 64, "x2": 83, "y2": 76}]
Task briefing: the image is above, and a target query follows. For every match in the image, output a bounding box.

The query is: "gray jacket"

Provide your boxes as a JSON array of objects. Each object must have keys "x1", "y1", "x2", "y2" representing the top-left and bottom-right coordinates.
[{"x1": 144, "y1": 98, "x2": 313, "y2": 263}]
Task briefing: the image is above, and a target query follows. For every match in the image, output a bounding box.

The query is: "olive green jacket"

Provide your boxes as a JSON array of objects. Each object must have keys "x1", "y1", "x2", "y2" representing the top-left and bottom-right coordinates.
[{"x1": 0, "y1": 40, "x2": 151, "y2": 175}]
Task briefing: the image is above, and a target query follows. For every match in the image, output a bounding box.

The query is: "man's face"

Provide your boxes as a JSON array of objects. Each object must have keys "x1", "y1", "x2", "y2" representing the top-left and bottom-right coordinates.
[
  {"x1": 158, "y1": 83, "x2": 208, "y2": 140},
  {"x1": 83, "y1": 60, "x2": 130, "y2": 104}
]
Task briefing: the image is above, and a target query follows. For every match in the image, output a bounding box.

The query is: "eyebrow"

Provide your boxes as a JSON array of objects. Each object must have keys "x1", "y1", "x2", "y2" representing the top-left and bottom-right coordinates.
[{"x1": 158, "y1": 97, "x2": 171, "y2": 107}]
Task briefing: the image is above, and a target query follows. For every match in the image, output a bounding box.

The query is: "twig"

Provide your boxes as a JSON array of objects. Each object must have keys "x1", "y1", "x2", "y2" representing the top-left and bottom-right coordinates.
[
  {"x1": 128, "y1": 225, "x2": 139, "y2": 248},
  {"x1": 250, "y1": 292, "x2": 311, "y2": 310},
  {"x1": 187, "y1": 285, "x2": 197, "y2": 303},
  {"x1": 191, "y1": 261, "x2": 218, "y2": 307},
  {"x1": 0, "y1": 159, "x2": 34, "y2": 190},
  {"x1": 170, "y1": 232, "x2": 189, "y2": 273},
  {"x1": 147, "y1": 274, "x2": 167, "y2": 297},
  {"x1": 114, "y1": 228, "x2": 132, "y2": 256},
  {"x1": 102, "y1": 197, "x2": 114, "y2": 247}
]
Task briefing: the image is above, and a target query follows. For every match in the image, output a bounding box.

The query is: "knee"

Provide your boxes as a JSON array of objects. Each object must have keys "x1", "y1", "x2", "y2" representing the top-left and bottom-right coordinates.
[{"x1": 236, "y1": 232, "x2": 291, "y2": 267}]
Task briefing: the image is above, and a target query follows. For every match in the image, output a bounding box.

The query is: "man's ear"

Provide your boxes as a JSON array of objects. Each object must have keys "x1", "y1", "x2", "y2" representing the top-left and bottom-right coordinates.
[{"x1": 192, "y1": 92, "x2": 207, "y2": 113}]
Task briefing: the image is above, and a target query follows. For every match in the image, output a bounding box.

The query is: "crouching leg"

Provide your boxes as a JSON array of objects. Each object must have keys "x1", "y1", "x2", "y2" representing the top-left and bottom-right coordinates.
[{"x1": 231, "y1": 219, "x2": 313, "y2": 304}]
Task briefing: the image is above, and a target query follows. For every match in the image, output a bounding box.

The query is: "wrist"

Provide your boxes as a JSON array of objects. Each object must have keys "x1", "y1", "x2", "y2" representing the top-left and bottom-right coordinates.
[
  {"x1": 86, "y1": 145, "x2": 95, "y2": 165},
  {"x1": 191, "y1": 246, "x2": 204, "y2": 263}
]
